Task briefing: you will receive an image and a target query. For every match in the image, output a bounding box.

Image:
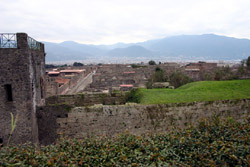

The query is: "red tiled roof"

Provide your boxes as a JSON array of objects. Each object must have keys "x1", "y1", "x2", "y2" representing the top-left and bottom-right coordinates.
[
  {"x1": 48, "y1": 71, "x2": 60, "y2": 75},
  {"x1": 60, "y1": 69, "x2": 85, "y2": 73}
]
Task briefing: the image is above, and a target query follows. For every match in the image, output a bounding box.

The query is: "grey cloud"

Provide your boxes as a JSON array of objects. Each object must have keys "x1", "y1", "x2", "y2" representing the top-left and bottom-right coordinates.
[{"x1": 1, "y1": 0, "x2": 250, "y2": 44}]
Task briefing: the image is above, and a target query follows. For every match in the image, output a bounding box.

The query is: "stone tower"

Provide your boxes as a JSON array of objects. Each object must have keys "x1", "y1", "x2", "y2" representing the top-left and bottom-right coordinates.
[{"x1": 0, "y1": 33, "x2": 46, "y2": 145}]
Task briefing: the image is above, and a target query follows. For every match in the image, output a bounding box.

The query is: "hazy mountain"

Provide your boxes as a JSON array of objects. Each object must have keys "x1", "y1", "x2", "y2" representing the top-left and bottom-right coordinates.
[
  {"x1": 141, "y1": 34, "x2": 250, "y2": 60},
  {"x1": 44, "y1": 42, "x2": 92, "y2": 62},
  {"x1": 59, "y1": 41, "x2": 106, "y2": 55},
  {"x1": 96, "y1": 42, "x2": 133, "y2": 50},
  {"x1": 105, "y1": 45, "x2": 154, "y2": 58},
  {"x1": 44, "y1": 34, "x2": 250, "y2": 63}
]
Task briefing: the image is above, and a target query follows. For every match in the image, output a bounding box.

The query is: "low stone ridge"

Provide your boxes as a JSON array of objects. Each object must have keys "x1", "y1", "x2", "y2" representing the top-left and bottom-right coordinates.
[
  {"x1": 45, "y1": 92, "x2": 126, "y2": 107},
  {"x1": 37, "y1": 99, "x2": 250, "y2": 145}
]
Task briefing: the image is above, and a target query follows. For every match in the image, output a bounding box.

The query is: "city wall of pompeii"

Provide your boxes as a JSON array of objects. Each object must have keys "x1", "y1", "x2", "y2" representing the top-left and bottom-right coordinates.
[{"x1": 0, "y1": 33, "x2": 249, "y2": 145}]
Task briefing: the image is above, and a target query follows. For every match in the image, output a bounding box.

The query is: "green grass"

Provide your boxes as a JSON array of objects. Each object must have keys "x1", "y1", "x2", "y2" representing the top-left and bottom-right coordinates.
[{"x1": 139, "y1": 79, "x2": 250, "y2": 104}]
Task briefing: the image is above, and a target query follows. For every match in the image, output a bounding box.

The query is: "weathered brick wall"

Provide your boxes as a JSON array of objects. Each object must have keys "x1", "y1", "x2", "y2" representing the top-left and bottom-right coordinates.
[
  {"x1": 45, "y1": 77, "x2": 58, "y2": 97},
  {"x1": 0, "y1": 33, "x2": 45, "y2": 145},
  {"x1": 45, "y1": 92, "x2": 126, "y2": 106},
  {"x1": 37, "y1": 99, "x2": 250, "y2": 145}
]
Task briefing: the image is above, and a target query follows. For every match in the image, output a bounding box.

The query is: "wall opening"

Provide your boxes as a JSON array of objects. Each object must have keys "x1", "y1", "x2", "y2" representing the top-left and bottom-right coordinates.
[
  {"x1": 40, "y1": 78, "x2": 44, "y2": 99},
  {"x1": 4, "y1": 84, "x2": 13, "y2": 101},
  {"x1": 0, "y1": 137, "x2": 3, "y2": 148}
]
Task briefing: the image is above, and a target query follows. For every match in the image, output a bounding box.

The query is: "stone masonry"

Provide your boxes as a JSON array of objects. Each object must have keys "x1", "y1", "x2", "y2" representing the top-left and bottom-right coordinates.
[
  {"x1": 0, "y1": 33, "x2": 46, "y2": 145},
  {"x1": 37, "y1": 99, "x2": 250, "y2": 145}
]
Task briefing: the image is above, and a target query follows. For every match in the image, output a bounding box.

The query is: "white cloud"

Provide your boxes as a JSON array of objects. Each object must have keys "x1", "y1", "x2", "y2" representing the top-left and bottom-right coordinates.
[{"x1": 0, "y1": 0, "x2": 250, "y2": 44}]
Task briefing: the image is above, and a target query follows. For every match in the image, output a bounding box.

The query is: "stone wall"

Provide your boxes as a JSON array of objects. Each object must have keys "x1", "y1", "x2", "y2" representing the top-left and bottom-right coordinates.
[
  {"x1": 45, "y1": 92, "x2": 126, "y2": 106},
  {"x1": 37, "y1": 99, "x2": 250, "y2": 145},
  {"x1": 45, "y1": 77, "x2": 58, "y2": 97},
  {"x1": 0, "y1": 33, "x2": 45, "y2": 145}
]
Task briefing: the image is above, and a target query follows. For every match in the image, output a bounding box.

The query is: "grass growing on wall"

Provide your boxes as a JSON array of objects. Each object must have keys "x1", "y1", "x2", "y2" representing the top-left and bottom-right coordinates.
[
  {"x1": 139, "y1": 79, "x2": 250, "y2": 104},
  {"x1": 1, "y1": 117, "x2": 250, "y2": 166}
]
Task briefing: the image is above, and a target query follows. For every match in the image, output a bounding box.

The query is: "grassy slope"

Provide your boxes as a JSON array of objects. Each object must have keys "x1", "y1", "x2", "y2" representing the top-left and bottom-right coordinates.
[{"x1": 139, "y1": 79, "x2": 250, "y2": 104}]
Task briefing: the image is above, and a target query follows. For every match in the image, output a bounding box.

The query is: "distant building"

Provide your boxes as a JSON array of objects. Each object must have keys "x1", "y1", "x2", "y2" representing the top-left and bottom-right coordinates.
[
  {"x1": 45, "y1": 69, "x2": 86, "y2": 96},
  {"x1": 184, "y1": 62, "x2": 217, "y2": 80},
  {"x1": 185, "y1": 62, "x2": 217, "y2": 71}
]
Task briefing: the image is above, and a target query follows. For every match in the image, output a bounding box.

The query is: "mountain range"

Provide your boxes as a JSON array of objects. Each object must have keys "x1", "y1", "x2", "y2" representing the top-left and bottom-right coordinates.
[{"x1": 43, "y1": 34, "x2": 250, "y2": 63}]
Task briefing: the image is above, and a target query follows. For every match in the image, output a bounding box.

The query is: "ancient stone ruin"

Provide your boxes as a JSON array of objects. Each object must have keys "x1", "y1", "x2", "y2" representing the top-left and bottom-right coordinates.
[
  {"x1": 1, "y1": 33, "x2": 249, "y2": 146},
  {"x1": 0, "y1": 33, "x2": 46, "y2": 145}
]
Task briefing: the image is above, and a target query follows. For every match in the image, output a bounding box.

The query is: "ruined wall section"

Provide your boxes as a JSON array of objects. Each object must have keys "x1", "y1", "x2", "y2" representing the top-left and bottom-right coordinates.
[
  {"x1": 0, "y1": 33, "x2": 45, "y2": 145},
  {"x1": 37, "y1": 99, "x2": 250, "y2": 145},
  {"x1": 45, "y1": 77, "x2": 58, "y2": 97},
  {"x1": 30, "y1": 46, "x2": 46, "y2": 106},
  {"x1": 45, "y1": 92, "x2": 126, "y2": 106}
]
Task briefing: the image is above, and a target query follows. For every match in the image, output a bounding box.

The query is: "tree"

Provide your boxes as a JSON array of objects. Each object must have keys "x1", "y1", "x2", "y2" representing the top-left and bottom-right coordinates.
[
  {"x1": 45, "y1": 64, "x2": 56, "y2": 69},
  {"x1": 247, "y1": 56, "x2": 250, "y2": 67},
  {"x1": 169, "y1": 71, "x2": 193, "y2": 88},
  {"x1": 153, "y1": 67, "x2": 168, "y2": 82},
  {"x1": 214, "y1": 66, "x2": 238, "y2": 81},
  {"x1": 155, "y1": 67, "x2": 161, "y2": 72},
  {"x1": 237, "y1": 57, "x2": 250, "y2": 77},
  {"x1": 146, "y1": 67, "x2": 168, "y2": 89},
  {"x1": 125, "y1": 89, "x2": 142, "y2": 103},
  {"x1": 73, "y1": 62, "x2": 83, "y2": 67},
  {"x1": 148, "y1": 60, "x2": 156, "y2": 65}
]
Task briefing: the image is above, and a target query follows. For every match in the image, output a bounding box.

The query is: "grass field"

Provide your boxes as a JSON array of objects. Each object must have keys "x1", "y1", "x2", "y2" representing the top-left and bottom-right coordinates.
[{"x1": 138, "y1": 79, "x2": 250, "y2": 104}]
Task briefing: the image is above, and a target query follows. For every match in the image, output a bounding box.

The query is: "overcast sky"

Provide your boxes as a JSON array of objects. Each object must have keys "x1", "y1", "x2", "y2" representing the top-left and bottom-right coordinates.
[{"x1": 1, "y1": 0, "x2": 250, "y2": 44}]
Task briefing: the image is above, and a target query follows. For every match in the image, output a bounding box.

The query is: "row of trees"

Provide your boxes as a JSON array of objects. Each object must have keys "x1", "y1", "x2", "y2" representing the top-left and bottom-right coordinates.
[
  {"x1": 45, "y1": 62, "x2": 83, "y2": 69},
  {"x1": 148, "y1": 57, "x2": 250, "y2": 67},
  {"x1": 244, "y1": 56, "x2": 250, "y2": 67},
  {"x1": 201, "y1": 57, "x2": 250, "y2": 81},
  {"x1": 147, "y1": 56, "x2": 250, "y2": 86}
]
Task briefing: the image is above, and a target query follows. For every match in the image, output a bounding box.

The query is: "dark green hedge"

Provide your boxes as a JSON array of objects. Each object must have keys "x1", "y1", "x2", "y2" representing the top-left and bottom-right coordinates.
[{"x1": 1, "y1": 117, "x2": 250, "y2": 166}]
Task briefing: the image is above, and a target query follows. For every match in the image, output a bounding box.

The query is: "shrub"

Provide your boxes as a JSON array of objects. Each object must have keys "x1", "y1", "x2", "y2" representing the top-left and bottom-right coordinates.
[
  {"x1": 214, "y1": 66, "x2": 238, "y2": 80},
  {"x1": 131, "y1": 64, "x2": 137, "y2": 68},
  {"x1": 146, "y1": 67, "x2": 168, "y2": 89},
  {"x1": 1, "y1": 117, "x2": 249, "y2": 166},
  {"x1": 148, "y1": 60, "x2": 156, "y2": 65},
  {"x1": 169, "y1": 71, "x2": 193, "y2": 88},
  {"x1": 125, "y1": 89, "x2": 142, "y2": 103},
  {"x1": 145, "y1": 79, "x2": 153, "y2": 89},
  {"x1": 73, "y1": 62, "x2": 83, "y2": 67},
  {"x1": 201, "y1": 72, "x2": 214, "y2": 81},
  {"x1": 247, "y1": 56, "x2": 250, "y2": 67},
  {"x1": 153, "y1": 67, "x2": 168, "y2": 82},
  {"x1": 131, "y1": 64, "x2": 146, "y2": 68}
]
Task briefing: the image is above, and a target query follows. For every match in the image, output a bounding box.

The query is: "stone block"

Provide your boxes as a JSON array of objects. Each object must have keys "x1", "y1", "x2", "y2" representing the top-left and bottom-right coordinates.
[{"x1": 152, "y1": 82, "x2": 170, "y2": 88}]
